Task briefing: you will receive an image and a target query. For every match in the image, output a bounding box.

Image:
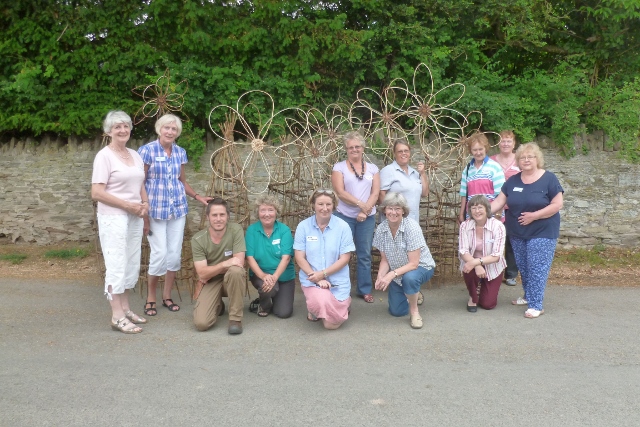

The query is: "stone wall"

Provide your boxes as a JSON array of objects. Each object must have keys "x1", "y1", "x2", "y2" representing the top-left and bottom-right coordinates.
[{"x1": 1, "y1": 135, "x2": 638, "y2": 248}]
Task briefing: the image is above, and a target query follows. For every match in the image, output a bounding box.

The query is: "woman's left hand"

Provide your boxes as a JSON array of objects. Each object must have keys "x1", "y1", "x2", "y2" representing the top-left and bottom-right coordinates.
[
  {"x1": 462, "y1": 260, "x2": 477, "y2": 274},
  {"x1": 307, "y1": 270, "x2": 324, "y2": 283},
  {"x1": 262, "y1": 274, "x2": 276, "y2": 292},
  {"x1": 374, "y1": 272, "x2": 394, "y2": 291},
  {"x1": 474, "y1": 265, "x2": 486, "y2": 279},
  {"x1": 356, "y1": 211, "x2": 367, "y2": 222},
  {"x1": 416, "y1": 161, "x2": 426, "y2": 175},
  {"x1": 518, "y1": 211, "x2": 538, "y2": 225},
  {"x1": 196, "y1": 195, "x2": 213, "y2": 206}
]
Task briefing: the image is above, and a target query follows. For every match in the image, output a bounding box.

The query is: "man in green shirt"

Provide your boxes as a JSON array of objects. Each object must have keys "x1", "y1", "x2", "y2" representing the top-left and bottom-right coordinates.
[{"x1": 191, "y1": 198, "x2": 246, "y2": 335}]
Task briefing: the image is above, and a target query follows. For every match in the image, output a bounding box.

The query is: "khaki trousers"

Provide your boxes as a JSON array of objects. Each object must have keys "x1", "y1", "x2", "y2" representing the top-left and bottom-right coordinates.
[{"x1": 193, "y1": 266, "x2": 246, "y2": 331}]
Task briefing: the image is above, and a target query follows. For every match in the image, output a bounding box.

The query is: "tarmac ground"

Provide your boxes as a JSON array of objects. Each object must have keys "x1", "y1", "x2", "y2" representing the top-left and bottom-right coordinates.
[{"x1": 1, "y1": 278, "x2": 639, "y2": 427}]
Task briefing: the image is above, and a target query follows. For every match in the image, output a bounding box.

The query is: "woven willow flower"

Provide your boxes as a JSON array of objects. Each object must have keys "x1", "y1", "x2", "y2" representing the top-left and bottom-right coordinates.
[
  {"x1": 208, "y1": 90, "x2": 301, "y2": 194},
  {"x1": 132, "y1": 69, "x2": 188, "y2": 125}
]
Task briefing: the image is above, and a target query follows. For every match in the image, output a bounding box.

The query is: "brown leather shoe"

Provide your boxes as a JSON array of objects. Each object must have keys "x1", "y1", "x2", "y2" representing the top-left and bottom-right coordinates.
[{"x1": 228, "y1": 320, "x2": 243, "y2": 335}]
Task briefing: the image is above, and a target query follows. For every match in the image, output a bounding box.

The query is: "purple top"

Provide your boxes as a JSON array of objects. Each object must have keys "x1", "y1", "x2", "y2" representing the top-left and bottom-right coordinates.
[{"x1": 332, "y1": 160, "x2": 379, "y2": 218}]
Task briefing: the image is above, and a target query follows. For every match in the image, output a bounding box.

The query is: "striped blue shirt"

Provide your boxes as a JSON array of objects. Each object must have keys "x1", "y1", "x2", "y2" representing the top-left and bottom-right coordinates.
[{"x1": 138, "y1": 140, "x2": 189, "y2": 220}]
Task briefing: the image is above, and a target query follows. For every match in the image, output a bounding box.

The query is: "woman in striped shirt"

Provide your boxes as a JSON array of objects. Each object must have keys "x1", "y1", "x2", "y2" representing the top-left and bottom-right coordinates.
[{"x1": 458, "y1": 195, "x2": 507, "y2": 312}]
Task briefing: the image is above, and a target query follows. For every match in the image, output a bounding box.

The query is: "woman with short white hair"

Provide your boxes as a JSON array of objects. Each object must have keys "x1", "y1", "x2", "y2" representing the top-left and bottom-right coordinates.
[
  {"x1": 138, "y1": 114, "x2": 211, "y2": 316},
  {"x1": 92, "y1": 110, "x2": 148, "y2": 334}
]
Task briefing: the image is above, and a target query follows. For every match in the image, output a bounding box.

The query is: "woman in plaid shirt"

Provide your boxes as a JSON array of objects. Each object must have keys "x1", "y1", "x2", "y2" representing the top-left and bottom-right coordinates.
[
  {"x1": 138, "y1": 114, "x2": 211, "y2": 316},
  {"x1": 372, "y1": 192, "x2": 436, "y2": 329}
]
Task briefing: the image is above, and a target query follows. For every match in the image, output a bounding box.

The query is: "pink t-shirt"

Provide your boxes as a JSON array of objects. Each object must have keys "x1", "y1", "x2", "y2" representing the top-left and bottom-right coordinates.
[
  {"x1": 92, "y1": 147, "x2": 145, "y2": 215},
  {"x1": 490, "y1": 155, "x2": 520, "y2": 180},
  {"x1": 333, "y1": 160, "x2": 379, "y2": 218},
  {"x1": 490, "y1": 154, "x2": 520, "y2": 219}
]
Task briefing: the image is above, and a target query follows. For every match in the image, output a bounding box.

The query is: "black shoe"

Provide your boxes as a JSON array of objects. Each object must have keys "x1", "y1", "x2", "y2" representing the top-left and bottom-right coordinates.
[
  {"x1": 467, "y1": 304, "x2": 478, "y2": 313},
  {"x1": 218, "y1": 300, "x2": 225, "y2": 316}
]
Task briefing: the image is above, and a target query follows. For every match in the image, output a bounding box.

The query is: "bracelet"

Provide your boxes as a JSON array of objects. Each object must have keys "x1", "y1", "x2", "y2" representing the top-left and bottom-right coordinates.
[
  {"x1": 479, "y1": 258, "x2": 484, "y2": 266},
  {"x1": 323, "y1": 270, "x2": 327, "y2": 278},
  {"x1": 393, "y1": 270, "x2": 398, "y2": 278},
  {"x1": 193, "y1": 194, "x2": 198, "y2": 200},
  {"x1": 141, "y1": 200, "x2": 148, "y2": 204}
]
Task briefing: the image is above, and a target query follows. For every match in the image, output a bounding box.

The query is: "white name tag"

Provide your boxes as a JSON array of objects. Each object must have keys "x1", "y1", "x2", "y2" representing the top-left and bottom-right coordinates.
[
  {"x1": 155, "y1": 156, "x2": 167, "y2": 162},
  {"x1": 224, "y1": 250, "x2": 233, "y2": 256},
  {"x1": 272, "y1": 239, "x2": 281, "y2": 244},
  {"x1": 307, "y1": 236, "x2": 318, "y2": 241},
  {"x1": 513, "y1": 187, "x2": 523, "y2": 192},
  {"x1": 365, "y1": 175, "x2": 373, "y2": 180}
]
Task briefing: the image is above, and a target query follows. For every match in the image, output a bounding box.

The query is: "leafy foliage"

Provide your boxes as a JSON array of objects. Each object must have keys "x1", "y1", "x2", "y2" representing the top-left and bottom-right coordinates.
[{"x1": 0, "y1": 0, "x2": 638, "y2": 162}]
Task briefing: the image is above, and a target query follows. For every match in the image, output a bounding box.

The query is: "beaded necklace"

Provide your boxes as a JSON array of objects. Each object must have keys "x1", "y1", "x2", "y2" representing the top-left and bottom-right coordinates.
[{"x1": 349, "y1": 159, "x2": 365, "y2": 180}]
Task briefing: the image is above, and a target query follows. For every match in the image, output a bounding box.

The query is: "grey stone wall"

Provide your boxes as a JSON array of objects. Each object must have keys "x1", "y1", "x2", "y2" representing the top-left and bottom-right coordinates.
[{"x1": 1, "y1": 135, "x2": 638, "y2": 248}]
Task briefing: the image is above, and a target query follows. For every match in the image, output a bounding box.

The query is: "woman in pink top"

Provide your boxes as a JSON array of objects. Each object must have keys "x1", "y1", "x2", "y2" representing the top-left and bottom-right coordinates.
[
  {"x1": 331, "y1": 131, "x2": 380, "y2": 303},
  {"x1": 458, "y1": 195, "x2": 507, "y2": 312},
  {"x1": 91, "y1": 111, "x2": 149, "y2": 334},
  {"x1": 490, "y1": 130, "x2": 520, "y2": 286}
]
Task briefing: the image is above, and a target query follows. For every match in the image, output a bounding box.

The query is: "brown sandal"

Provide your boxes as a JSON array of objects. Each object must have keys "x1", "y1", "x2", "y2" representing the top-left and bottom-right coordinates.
[
  {"x1": 144, "y1": 301, "x2": 157, "y2": 316},
  {"x1": 162, "y1": 299, "x2": 180, "y2": 312}
]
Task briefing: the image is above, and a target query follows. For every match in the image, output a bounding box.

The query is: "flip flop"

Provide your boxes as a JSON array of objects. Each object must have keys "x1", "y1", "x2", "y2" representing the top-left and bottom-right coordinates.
[{"x1": 307, "y1": 312, "x2": 319, "y2": 322}]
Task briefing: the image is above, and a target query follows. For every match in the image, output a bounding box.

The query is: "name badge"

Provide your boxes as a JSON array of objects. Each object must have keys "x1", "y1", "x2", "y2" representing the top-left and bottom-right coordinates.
[
  {"x1": 155, "y1": 156, "x2": 167, "y2": 162},
  {"x1": 513, "y1": 187, "x2": 523, "y2": 192},
  {"x1": 224, "y1": 250, "x2": 233, "y2": 256},
  {"x1": 272, "y1": 239, "x2": 281, "y2": 244},
  {"x1": 365, "y1": 175, "x2": 373, "y2": 180},
  {"x1": 307, "y1": 236, "x2": 318, "y2": 242},
  {"x1": 487, "y1": 238, "x2": 495, "y2": 243}
]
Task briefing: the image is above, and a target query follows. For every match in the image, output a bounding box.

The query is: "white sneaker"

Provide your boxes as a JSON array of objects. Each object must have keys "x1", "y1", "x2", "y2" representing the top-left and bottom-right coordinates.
[
  {"x1": 511, "y1": 297, "x2": 528, "y2": 306},
  {"x1": 505, "y1": 278, "x2": 517, "y2": 286}
]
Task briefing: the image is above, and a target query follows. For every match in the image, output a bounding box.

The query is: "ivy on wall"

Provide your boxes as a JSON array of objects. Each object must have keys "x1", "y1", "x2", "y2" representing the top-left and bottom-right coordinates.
[{"x1": 1, "y1": 0, "x2": 638, "y2": 162}]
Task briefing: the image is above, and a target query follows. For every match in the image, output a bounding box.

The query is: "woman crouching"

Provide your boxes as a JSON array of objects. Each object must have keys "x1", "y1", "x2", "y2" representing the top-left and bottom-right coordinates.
[
  {"x1": 458, "y1": 195, "x2": 507, "y2": 312},
  {"x1": 372, "y1": 192, "x2": 436, "y2": 329},
  {"x1": 294, "y1": 189, "x2": 355, "y2": 330}
]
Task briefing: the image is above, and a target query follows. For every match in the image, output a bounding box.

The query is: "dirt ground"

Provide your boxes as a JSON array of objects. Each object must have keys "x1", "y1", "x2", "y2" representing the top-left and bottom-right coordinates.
[{"x1": 1, "y1": 243, "x2": 638, "y2": 287}]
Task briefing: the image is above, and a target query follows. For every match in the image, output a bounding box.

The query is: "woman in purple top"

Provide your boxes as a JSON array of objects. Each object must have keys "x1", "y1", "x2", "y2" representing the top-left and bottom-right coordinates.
[{"x1": 331, "y1": 132, "x2": 380, "y2": 303}]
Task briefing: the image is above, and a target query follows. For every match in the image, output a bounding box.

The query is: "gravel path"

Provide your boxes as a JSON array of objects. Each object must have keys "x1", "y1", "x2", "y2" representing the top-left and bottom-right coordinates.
[{"x1": 1, "y1": 279, "x2": 639, "y2": 426}]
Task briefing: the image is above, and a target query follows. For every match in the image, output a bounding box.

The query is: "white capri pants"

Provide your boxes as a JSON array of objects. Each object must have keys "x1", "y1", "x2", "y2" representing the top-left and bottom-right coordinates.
[
  {"x1": 97, "y1": 213, "x2": 143, "y2": 299},
  {"x1": 147, "y1": 216, "x2": 186, "y2": 276}
]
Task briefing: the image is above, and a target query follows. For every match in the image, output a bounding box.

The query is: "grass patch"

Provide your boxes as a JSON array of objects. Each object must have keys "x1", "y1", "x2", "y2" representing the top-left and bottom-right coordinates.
[
  {"x1": 554, "y1": 246, "x2": 640, "y2": 268},
  {"x1": 0, "y1": 253, "x2": 28, "y2": 264},
  {"x1": 44, "y1": 248, "x2": 90, "y2": 259}
]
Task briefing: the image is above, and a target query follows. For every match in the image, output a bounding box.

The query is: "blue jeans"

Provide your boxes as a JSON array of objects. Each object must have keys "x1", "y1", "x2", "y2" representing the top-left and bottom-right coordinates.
[
  {"x1": 334, "y1": 212, "x2": 375, "y2": 296},
  {"x1": 389, "y1": 266, "x2": 434, "y2": 316}
]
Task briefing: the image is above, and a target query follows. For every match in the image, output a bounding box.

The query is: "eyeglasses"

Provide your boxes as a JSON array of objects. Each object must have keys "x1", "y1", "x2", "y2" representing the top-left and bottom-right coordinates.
[
  {"x1": 395, "y1": 149, "x2": 411, "y2": 154},
  {"x1": 520, "y1": 155, "x2": 536, "y2": 161},
  {"x1": 470, "y1": 206, "x2": 486, "y2": 211},
  {"x1": 347, "y1": 145, "x2": 363, "y2": 151}
]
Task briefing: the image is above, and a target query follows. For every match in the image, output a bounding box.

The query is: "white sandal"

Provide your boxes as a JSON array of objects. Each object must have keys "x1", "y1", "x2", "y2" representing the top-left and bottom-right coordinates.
[
  {"x1": 524, "y1": 308, "x2": 544, "y2": 318},
  {"x1": 125, "y1": 310, "x2": 147, "y2": 324},
  {"x1": 410, "y1": 313, "x2": 423, "y2": 329},
  {"x1": 111, "y1": 317, "x2": 143, "y2": 334}
]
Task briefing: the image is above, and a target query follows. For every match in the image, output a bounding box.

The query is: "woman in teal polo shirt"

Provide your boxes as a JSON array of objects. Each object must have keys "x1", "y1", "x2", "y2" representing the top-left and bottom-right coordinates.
[{"x1": 246, "y1": 195, "x2": 296, "y2": 318}]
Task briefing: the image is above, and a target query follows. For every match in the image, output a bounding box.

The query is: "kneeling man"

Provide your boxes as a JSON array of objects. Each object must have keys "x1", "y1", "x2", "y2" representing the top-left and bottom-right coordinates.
[{"x1": 191, "y1": 198, "x2": 246, "y2": 334}]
